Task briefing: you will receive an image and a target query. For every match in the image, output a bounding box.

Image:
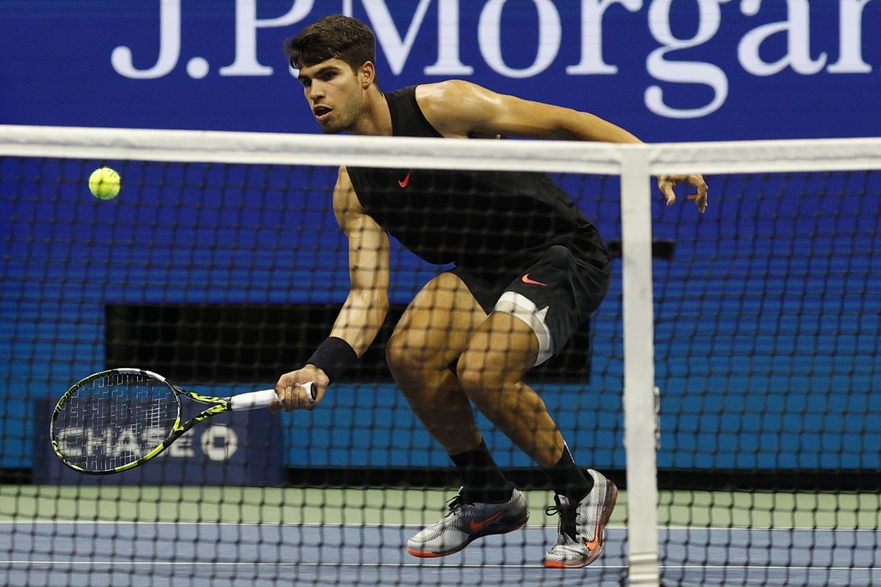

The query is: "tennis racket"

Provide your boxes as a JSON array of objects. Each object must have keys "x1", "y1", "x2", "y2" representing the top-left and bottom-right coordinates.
[{"x1": 50, "y1": 368, "x2": 314, "y2": 475}]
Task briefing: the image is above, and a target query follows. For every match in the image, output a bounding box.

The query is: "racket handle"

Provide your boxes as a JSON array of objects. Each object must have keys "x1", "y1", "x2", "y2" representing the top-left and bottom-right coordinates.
[{"x1": 229, "y1": 383, "x2": 315, "y2": 411}]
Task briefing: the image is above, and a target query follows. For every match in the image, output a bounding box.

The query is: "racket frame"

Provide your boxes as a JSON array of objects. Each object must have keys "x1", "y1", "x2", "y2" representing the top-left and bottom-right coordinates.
[{"x1": 50, "y1": 368, "x2": 301, "y2": 475}]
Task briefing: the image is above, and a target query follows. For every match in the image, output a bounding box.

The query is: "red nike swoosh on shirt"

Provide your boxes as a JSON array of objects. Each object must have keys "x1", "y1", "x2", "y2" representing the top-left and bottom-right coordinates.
[
  {"x1": 521, "y1": 274, "x2": 547, "y2": 286},
  {"x1": 398, "y1": 171, "x2": 411, "y2": 188},
  {"x1": 469, "y1": 511, "x2": 504, "y2": 532}
]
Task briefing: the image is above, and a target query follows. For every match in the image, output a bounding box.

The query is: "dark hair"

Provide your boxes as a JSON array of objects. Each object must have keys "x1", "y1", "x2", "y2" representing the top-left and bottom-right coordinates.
[{"x1": 284, "y1": 14, "x2": 376, "y2": 72}]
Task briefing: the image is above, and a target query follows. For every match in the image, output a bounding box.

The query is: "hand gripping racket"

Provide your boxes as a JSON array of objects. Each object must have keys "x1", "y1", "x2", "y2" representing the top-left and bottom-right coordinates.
[{"x1": 50, "y1": 368, "x2": 314, "y2": 474}]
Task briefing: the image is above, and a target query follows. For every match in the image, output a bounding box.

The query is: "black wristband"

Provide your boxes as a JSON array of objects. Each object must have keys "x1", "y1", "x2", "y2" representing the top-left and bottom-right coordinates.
[{"x1": 306, "y1": 337, "x2": 358, "y2": 383}]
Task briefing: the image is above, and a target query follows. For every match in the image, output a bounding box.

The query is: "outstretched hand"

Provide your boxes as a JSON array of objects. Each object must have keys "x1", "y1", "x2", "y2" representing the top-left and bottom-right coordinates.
[{"x1": 658, "y1": 174, "x2": 708, "y2": 213}]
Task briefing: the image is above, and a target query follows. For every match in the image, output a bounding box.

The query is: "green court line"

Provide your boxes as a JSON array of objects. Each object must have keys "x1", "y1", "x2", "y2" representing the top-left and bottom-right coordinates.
[{"x1": 1, "y1": 486, "x2": 877, "y2": 529}]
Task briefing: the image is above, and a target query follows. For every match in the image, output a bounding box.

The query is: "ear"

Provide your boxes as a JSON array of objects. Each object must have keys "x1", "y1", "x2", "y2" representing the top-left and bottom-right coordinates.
[{"x1": 359, "y1": 61, "x2": 376, "y2": 89}]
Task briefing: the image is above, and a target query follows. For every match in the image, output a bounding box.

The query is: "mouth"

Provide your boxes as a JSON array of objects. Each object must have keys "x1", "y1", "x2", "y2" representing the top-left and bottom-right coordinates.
[{"x1": 313, "y1": 105, "x2": 332, "y2": 122}]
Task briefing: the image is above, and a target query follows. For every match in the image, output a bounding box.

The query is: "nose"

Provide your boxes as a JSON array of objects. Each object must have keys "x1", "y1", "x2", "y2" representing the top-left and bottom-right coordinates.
[{"x1": 308, "y1": 80, "x2": 325, "y2": 102}]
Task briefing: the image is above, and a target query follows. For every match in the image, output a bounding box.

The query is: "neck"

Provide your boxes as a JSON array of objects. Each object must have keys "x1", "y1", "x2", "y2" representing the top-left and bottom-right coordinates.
[{"x1": 349, "y1": 88, "x2": 392, "y2": 136}]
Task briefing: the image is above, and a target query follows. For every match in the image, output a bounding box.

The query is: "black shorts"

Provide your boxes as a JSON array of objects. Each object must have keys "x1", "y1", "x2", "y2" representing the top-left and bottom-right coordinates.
[{"x1": 450, "y1": 244, "x2": 611, "y2": 366}]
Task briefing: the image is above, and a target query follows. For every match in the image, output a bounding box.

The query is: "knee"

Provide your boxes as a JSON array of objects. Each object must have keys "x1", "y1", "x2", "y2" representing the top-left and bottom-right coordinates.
[
  {"x1": 456, "y1": 343, "x2": 536, "y2": 413},
  {"x1": 386, "y1": 330, "x2": 445, "y2": 380},
  {"x1": 386, "y1": 331, "x2": 415, "y2": 377},
  {"x1": 455, "y1": 352, "x2": 499, "y2": 410},
  {"x1": 455, "y1": 352, "x2": 481, "y2": 393}
]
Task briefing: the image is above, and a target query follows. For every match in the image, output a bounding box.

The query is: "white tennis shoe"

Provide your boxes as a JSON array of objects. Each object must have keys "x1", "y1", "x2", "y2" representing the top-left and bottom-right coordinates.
[
  {"x1": 543, "y1": 469, "x2": 619, "y2": 568},
  {"x1": 407, "y1": 487, "x2": 530, "y2": 558}
]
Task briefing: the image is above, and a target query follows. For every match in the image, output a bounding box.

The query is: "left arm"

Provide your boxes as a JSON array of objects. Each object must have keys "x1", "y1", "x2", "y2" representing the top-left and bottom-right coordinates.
[
  {"x1": 415, "y1": 80, "x2": 641, "y2": 143},
  {"x1": 416, "y1": 80, "x2": 708, "y2": 212}
]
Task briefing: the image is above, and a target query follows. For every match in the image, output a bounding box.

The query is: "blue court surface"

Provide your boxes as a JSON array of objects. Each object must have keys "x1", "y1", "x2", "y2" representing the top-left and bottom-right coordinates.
[{"x1": 1, "y1": 522, "x2": 878, "y2": 586}]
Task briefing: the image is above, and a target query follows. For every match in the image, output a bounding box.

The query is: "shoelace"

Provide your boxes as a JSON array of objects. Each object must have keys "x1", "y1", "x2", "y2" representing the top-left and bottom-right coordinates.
[
  {"x1": 445, "y1": 493, "x2": 474, "y2": 516},
  {"x1": 546, "y1": 498, "x2": 578, "y2": 541}
]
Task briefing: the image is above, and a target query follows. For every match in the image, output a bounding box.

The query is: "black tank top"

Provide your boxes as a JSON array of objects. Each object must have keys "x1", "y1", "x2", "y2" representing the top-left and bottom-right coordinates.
[{"x1": 346, "y1": 86, "x2": 605, "y2": 278}]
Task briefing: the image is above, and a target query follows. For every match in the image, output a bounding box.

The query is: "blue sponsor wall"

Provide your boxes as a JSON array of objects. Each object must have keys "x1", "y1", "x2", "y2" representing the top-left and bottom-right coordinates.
[
  {"x1": 2, "y1": 1, "x2": 880, "y2": 477},
  {"x1": 3, "y1": 0, "x2": 881, "y2": 140}
]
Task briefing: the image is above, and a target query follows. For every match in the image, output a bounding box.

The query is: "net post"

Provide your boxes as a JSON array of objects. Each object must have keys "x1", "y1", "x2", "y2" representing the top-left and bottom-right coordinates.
[{"x1": 619, "y1": 146, "x2": 660, "y2": 586}]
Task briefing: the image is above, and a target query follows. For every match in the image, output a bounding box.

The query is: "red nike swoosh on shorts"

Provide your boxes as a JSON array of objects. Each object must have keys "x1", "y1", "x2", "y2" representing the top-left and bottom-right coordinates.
[
  {"x1": 521, "y1": 274, "x2": 547, "y2": 286},
  {"x1": 469, "y1": 511, "x2": 504, "y2": 532},
  {"x1": 398, "y1": 171, "x2": 411, "y2": 188}
]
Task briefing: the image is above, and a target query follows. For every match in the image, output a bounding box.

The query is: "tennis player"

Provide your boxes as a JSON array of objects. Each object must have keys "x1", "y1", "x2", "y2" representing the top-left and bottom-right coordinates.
[{"x1": 274, "y1": 14, "x2": 708, "y2": 568}]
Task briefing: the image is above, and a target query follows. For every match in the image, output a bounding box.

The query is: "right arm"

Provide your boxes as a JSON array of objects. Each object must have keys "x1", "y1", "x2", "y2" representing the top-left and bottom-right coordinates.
[
  {"x1": 327, "y1": 167, "x2": 391, "y2": 355},
  {"x1": 274, "y1": 167, "x2": 390, "y2": 410}
]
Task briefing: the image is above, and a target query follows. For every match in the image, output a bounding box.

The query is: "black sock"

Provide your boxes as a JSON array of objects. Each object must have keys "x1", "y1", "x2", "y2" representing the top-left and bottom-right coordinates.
[
  {"x1": 450, "y1": 439, "x2": 513, "y2": 503},
  {"x1": 542, "y1": 445, "x2": 593, "y2": 502}
]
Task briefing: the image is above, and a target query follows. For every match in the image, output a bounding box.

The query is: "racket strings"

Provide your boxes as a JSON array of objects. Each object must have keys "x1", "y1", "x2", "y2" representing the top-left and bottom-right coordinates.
[{"x1": 53, "y1": 372, "x2": 179, "y2": 471}]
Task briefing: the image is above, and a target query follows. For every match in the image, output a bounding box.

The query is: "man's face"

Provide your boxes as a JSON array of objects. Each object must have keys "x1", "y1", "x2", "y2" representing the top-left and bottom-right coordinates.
[{"x1": 296, "y1": 58, "x2": 366, "y2": 134}]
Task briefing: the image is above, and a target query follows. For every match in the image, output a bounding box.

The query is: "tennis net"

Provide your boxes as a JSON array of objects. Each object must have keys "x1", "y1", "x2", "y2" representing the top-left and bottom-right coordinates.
[{"x1": 1, "y1": 125, "x2": 879, "y2": 586}]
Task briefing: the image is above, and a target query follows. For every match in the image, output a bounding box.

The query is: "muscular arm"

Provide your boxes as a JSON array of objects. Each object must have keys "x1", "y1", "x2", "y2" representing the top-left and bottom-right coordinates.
[
  {"x1": 274, "y1": 167, "x2": 389, "y2": 411},
  {"x1": 329, "y1": 166, "x2": 391, "y2": 355},
  {"x1": 415, "y1": 80, "x2": 642, "y2": 143},
  {"x1": 416, "y1": 80, "x2": 708, "y2": 212}
]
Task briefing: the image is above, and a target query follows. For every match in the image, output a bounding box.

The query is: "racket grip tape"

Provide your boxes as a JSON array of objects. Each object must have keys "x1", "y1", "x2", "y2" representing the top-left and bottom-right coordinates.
[{"x1": 229, "y1": 383, "x2": 315, "y2": 411}]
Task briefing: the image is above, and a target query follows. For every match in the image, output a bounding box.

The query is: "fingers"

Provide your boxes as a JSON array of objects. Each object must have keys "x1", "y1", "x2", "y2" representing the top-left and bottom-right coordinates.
[
  {"x1": 660, "y1": 182, "x2": 677, "y2": 207},
  {"x1": 658, "y1": 174, "x2": 708, "y2": 213},
  {"x1": 657, "y1": 176, "x2": 679, "y2": 207},
  {"x1": 688, "y1": 192, "x2": 708, "y2": 214},
  {"x1": 276, "y1": 382, "x2": 319, "y2": 411},
  {"x1": 687, "y1": 173, "x2": 709, "y2": 213},
  {"x1": 273, "y1": 368, "x2": 328, "y2": 412}
]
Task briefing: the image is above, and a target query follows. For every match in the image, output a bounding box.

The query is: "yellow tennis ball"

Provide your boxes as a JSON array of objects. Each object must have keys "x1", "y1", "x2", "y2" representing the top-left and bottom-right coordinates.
[{"x1": 88, "y1": 167, "x2": 121, "y2": 200}]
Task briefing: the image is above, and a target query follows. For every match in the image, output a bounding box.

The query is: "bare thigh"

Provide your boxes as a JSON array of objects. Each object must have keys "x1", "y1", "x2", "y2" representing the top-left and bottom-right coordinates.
[{"x1": 387, "y1": 271, "x2": 488, "y2": 374}]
